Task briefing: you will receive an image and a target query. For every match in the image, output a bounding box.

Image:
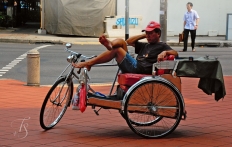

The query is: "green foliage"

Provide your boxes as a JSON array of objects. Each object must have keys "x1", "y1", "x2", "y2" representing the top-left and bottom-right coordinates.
[{"x1": 0, "y1": 13, "x2": 14, "y2": 27}]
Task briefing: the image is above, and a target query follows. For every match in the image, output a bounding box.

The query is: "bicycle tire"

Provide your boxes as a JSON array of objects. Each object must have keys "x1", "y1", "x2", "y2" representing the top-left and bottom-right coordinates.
[
  {"x1": 120, "y1": 110, "x2": 163, "y2": 126},
  {"x1": 119, "y1": 85, "x2": 163, "y2": 126},
  {"x1": 124, "y1": 80, "x2": 183, "y2": 138},
  {"x1": 40, "y1": 77, "x2": 73, "y2": 130}
]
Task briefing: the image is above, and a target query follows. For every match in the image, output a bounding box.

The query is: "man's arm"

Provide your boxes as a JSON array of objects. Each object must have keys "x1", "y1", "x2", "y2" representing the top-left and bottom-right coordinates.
[
  {"x1": 165, "y1": 50, "x2": 178, "y2": 57},
  {"x1": 157, "y1": 50, "x2": 178, "y2": 62},
  {"x1": 183, "y1": 21, "x2": 186, "y2": 30},
  {"x1": 194, "y1": 18, "x2": 200, "y2": 30},
  {"x1": 126, "y1": 34, "x2": 146, "y2": 47}
]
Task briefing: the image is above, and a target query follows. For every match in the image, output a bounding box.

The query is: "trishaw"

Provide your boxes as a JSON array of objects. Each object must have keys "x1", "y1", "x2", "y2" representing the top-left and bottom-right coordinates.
[{"x1": 40, "y1": 43, "x2": 225, "y2": 138}]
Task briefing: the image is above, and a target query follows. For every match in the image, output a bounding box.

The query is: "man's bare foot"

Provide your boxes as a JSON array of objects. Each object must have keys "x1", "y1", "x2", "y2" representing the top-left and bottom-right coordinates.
[
  {"x1": 99, "y1": 35, "x2": 112, "y2": 50},
  {"x1": 72, "y1": 62, "x2": 92, "y2": 71}
]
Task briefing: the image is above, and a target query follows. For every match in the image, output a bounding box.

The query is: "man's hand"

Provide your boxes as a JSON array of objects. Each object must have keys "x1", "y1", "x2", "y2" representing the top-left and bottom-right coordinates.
[
  {"x1": 72, "y1": 62, "x2": 91, "y2": 71},
  {"x1": 158, "y1": 50, "x2": 178, "y2": 62},
  {"x1": 194, "y1": 25, "x2": 198, "y2": 30},
  {"x1": 157, "y1": 51, "x2": 167, "y2": 62}
]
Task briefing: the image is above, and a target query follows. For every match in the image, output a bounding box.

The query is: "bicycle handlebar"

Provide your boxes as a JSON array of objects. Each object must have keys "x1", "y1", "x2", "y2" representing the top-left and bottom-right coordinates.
[{"x1": 64, "y1": 43, "x2": 97, "y2": 62}]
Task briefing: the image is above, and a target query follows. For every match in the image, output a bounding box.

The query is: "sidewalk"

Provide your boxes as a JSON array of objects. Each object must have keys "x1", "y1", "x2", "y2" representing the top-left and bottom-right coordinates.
[
  {"x1": 0, "y1": 22, "x2": 232, "y2": 47},
  {"x1": 1, "y1": 23, "x2": 232, "y2": 146},
  {"x1": 0, "y1": 76, "x2": 232, "y2": 147}
]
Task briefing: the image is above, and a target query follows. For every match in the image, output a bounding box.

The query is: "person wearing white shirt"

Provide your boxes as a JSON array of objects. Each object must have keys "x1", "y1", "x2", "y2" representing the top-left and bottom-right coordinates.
[{"x1": 180, "y1": 2, "x2": 200, "y2": 52}]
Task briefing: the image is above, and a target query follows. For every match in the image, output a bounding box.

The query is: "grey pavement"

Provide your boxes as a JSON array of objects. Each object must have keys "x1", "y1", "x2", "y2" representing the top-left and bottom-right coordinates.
[{"x1": 0, "y1": 22, "x2": 232, "y2": 47}]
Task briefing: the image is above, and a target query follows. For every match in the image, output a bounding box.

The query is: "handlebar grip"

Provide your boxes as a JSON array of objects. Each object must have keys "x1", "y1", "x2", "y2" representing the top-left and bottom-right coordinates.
[{"x1": 85, "y1": 55, "x2": 97, "y2": 59}]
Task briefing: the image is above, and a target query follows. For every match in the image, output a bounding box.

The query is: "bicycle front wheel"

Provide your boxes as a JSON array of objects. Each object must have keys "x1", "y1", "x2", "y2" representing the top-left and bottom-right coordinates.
[{"x1": 40, "y1": 77, "x2": 73, "y2": 130}]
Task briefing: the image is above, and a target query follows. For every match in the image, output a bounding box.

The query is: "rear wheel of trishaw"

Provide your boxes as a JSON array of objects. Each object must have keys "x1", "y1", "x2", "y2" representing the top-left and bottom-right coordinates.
[
  {"x1": 40, "y1": 77, "x2": 73, "y2": 130},
  {"x1": 124, "y1": 80, "x2": 183, "y2": 138}
]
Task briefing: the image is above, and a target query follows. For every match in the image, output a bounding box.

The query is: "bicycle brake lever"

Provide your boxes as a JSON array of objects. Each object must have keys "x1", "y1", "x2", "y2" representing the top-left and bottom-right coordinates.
[{"x1": 77, "y1": 68, "x2": 81, "y2": 74}]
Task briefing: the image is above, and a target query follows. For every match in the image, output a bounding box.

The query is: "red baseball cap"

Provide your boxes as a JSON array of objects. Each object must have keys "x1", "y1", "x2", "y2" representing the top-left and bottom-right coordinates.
[{"x1": 142, "y1": 21, "x2": 161, "y2": 32}]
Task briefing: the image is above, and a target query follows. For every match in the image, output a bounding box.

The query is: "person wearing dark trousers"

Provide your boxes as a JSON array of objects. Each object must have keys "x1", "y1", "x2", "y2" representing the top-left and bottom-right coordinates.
[{"x1": 180, "y1": 2, "x2": 199, "y2": 52}]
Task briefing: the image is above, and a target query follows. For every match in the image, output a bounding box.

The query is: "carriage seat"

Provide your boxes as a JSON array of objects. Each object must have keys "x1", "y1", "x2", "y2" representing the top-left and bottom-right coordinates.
[{"x1": 117, "y1": 55, "x2": 180, "y2": 92}]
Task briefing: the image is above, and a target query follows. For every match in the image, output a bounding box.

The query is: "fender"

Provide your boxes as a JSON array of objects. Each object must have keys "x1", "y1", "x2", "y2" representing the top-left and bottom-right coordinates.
[{"x1": 121, "y1": 76, "x2": 185, "y2": 112}]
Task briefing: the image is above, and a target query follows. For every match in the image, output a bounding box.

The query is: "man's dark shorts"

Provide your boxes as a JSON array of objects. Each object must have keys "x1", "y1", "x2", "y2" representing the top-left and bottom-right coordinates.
[{"x1": 118, "y1": 53, "x2": 139, "y2": 73}]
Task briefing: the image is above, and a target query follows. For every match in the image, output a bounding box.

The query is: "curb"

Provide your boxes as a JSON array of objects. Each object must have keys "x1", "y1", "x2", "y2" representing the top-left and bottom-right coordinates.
[
  {"x1": 0, "y1": 38, "x2": 65, "y2": 45},
  {"x1": 167, "y1": 41, "x2": 232, "y2": 47},
  {"x1": 0, "y1": 38, "x2": 100, "y2": 45},
  {"x1": 0, "y1": 38, "x2": 232, "y2": 47},
  {"x1": 0, "y1": 78, "x2": 116, "y2": 88}
]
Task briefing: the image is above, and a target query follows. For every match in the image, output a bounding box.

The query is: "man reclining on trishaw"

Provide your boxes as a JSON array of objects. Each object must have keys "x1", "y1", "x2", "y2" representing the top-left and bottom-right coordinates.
[
  {"x1": 72, "y1": 21, "x2": 178, "y2": 79},
  {"x1": 72, "y1": 20, "x2": 185, "y2": 121}
]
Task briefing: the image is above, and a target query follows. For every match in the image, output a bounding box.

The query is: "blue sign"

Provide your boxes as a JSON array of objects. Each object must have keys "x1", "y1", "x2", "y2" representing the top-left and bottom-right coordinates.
[{"x1": 116, "y1": 18, "x2": 139, "y2": 26}]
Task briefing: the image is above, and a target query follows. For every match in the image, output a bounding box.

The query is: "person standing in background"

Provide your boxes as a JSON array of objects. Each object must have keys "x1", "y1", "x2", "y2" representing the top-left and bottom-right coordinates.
[
  {"x1": 3, "y1": 0, "x2": 8, "y2": 14},
  {"x1": 180, "y1": 2, "x2": 200, "y2": 52}
]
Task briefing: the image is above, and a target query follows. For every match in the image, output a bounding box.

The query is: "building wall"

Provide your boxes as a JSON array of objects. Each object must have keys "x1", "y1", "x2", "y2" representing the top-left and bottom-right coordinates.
[
  {"x1": 117, "y1": 0, "x2": 232, "y2": 36},
  {"x1": 117, "y1": 0, "x2": 160, "y2": 32}
]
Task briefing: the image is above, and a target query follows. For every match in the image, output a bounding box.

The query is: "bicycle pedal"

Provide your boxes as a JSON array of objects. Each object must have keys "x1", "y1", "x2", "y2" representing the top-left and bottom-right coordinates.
[
  {"x1": 94, "y1": 107, "x2": 102, "y2": 115},
  {"x1": 94, "y1": 110, "x2": 99, "y2": 115}
]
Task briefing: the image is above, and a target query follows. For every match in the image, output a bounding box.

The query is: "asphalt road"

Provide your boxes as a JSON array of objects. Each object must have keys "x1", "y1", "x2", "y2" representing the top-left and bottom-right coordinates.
[{"x1": 0, "y1": 43, "x2": 232, "y2": 85}]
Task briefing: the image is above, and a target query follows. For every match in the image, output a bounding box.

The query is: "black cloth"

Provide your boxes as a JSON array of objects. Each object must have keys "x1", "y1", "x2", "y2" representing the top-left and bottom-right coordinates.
[
  {"x1": 183, "y1": 29, "x2": 196, "y2": 51},
  {"x1": 175, "y1": 57, "x2": 226, "y2": 101},
  {"x1": 135, "y1": 42, "x2": 172, "y2": 74}
]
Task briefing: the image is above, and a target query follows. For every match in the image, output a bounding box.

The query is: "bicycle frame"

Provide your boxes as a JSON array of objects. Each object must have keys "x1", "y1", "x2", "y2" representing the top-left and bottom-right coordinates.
[{"x1": 56, "y1": 43, "x2": 119, "y2": 96}]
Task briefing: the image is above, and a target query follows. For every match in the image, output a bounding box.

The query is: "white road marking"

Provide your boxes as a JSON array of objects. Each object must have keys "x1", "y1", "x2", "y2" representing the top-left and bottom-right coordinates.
[
  {"x1": 0, "y1": 45, "x2": 53, "y2": 77},
  {"x1": 11, "y1": 61, "x2": 20, "y2": 63},
  {"x1": 8, "y1": 64, "x2": 18, "y2": 66},
  {"x1": 3, "y1": 67, "x2": 12, "y2": 69}
]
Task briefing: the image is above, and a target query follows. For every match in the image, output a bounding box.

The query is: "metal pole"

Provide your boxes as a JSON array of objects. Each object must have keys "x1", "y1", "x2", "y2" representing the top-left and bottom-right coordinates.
[
  {"x1": 41, "y1": 0, "x2": 44, "y2": 29},
  {"x1": 160, "y1": 0, "x2": 167, "y2": 43},
  {"x1": 125, "y1": 0, "x2": 129, "y2": 40},
  {"x1": 38, "y1": 0, "x2": 46, "y2": 34},
  {"x1": 115, "y1": 0, "x2": 117, "y2": 15}
]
